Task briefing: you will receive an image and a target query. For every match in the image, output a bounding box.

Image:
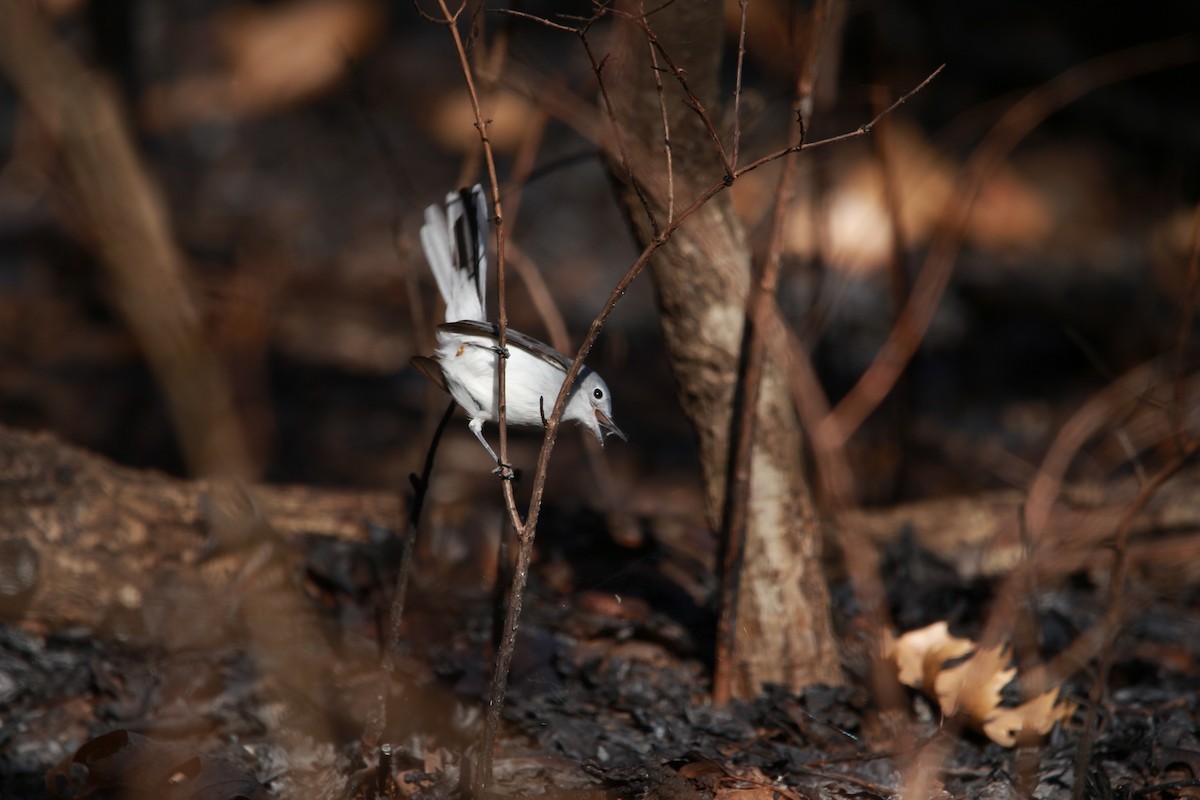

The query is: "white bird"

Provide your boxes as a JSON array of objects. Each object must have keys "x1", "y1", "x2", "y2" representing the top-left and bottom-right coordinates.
[{"x1": 411, "y1": 186, "x2": 624, "y2": 474}]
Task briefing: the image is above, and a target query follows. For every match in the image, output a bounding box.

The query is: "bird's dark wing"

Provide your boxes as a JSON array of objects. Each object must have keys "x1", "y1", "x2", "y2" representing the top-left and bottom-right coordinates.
[
  {"x1": 437, "y1": 320, "x2": 572, "y2": 373},
  {"x1": 410, "y1": 355, "x2": 448, "y2": 392}
]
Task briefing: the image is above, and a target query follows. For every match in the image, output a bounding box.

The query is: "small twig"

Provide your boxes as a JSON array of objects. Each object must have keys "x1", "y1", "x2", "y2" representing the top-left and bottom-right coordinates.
[
  {"x1": 730, "y1": 0, "x2": 748, "y2": 169},
  {"x1": 492, "y1": 7, "x2": 661, "y2": 236},
  {"x1": 580, "y1": 29, "x2": 661, "y2": 238},
  {"x1": 0, "y1": 0, "x2": 254, "y2": 481},
  {"x1": 1071, "y1": 443, "x2": 1199, "y2": 800},
  {"x1": 376, "y1": 742, "x2": 392, "y2": 798},
  {"x1": 796, "y1": 0, "x2": 836, "y2": 133},
  {"x1": 411, "y1": 0, "x2": 459, "y2": 26},
  {"x1": 490, "y1": 6, "x2": 578, "y2": 34},
  {"x1": 819, "y1": 37, "x2": 1199, "y2": 450},
  {"x1": 641, "y1": 0, "x2": 675, "y2": 224},
  {"x1": 1172, "y1": 202, "x2": 1200, "y2": 450},
  {"x1": 427, "y1": 4, "x2": 525, "y2": 789},
  {"x1": 733, "y1": 64, "x2": 944, "y2": 179},
  {"x1": 615, "y1": 7, "x2": 736, "y2": 181},
  {"x1": 363, "y1": 400, "x2": 455, "y2": 745}
]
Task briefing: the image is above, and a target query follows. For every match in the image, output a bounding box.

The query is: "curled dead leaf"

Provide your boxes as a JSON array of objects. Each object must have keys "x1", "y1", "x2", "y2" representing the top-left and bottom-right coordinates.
[
  {"x1": 982, "y1": 687, "x2": 1076, "y2": 747},
  {"x1": 885, "y1": 620, "x2": 973, "y2": 691},
  {"x1": 933, "y1": 642, "x2": 1014, "y2": 723},
  {"x1": 886, "y1": 621, "x2": 1075, "y2": 747}
]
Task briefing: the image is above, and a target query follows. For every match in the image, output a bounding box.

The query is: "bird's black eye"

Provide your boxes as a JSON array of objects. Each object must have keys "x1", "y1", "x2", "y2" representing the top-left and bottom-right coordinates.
[{"x1": 593, "y1": 387, "x2": 604, "y2": 400}]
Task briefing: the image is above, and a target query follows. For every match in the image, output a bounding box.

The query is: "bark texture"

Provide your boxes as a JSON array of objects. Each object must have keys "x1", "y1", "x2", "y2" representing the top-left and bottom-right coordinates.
[
  {"x1": 603, "y1": 1, "x2": 842, "y2": 695},
  {"x1": 0, "y1": 426, "x2": 398, "y2": 740}
]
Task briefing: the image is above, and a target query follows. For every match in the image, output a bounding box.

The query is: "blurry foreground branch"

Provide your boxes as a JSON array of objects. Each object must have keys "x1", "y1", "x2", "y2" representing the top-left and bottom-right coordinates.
[{"x1": 0, "y1": 0, "x2": 252, "y2": 479}]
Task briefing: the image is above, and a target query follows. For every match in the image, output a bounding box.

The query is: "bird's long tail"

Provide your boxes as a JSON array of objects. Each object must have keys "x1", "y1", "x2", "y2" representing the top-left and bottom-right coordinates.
[{"x1": 419, "y1": 184, "x2": 489, "y2": 323}]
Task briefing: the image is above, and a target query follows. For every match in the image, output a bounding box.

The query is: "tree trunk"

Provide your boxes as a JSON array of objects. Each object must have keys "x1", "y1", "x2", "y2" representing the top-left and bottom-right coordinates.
[{"x1": 602, "y1": 1, "x2": 842, "y2": 696}]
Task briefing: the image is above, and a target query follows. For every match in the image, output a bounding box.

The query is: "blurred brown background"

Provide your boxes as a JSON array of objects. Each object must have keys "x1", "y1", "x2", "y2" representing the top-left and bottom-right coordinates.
[{"x1": 1, "y1": 0, "x2": 1197, "y2": 513}]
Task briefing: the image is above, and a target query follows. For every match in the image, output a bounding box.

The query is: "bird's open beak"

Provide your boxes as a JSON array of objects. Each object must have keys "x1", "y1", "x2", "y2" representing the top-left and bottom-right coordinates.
[{"x1": 595, "y1": 409, "x2": 626, "y2": 443}]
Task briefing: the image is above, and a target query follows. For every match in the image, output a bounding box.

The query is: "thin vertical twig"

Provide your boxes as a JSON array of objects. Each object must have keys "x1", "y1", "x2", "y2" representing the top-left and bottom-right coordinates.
[
  {"x1": 616, "y1": 9, "x2": 736, "y2": 182},
  {"x1": 0, "y1": 0, "x2": 254, "y2": 481},
  {"x1": 641, "y1": 0, "x2": 675, "y2": 224},
  {"x1": 429, "y1": 2, "x2": 525, "y2": 790},
  {"x1": 1070, "y1": 444, "x2": 1198, "y2": 800},
  {"x1": 730, "y1": 0, "x2": 748, "y2": 170},
  {"x1": 363, "y1": 401, "x2": 456, "y2": 746},
  {"x1": 578, "y1": 28, "x2": 660, "y2": 238},
  {"x1": 1171, "y1": 203, "x2": 1200, "y2": 450},
  {"x1": 430, "y1": 0, "x2": 519, "y2": 510}
]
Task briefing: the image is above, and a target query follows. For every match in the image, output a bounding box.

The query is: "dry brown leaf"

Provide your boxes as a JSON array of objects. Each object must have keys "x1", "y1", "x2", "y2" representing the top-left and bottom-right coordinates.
[
  {"x1": 933, "y1": 643, "x2": 1014, "y2": 723},
  {"x1": 886, "y1": 620, "x2": 974, "y2": 691},
  {"x1": 982, "y1": 688, "x2": 1076, "y2": 747},
  {"x1": 887, "y1": 621, "x2": 1074, "y2": 747}
]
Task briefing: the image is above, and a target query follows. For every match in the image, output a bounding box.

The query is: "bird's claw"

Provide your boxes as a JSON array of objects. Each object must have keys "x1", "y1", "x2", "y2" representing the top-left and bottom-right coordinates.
[
  {"x1": 492, "y1": 462, "x2": 516, "y2": 481},
  {"x1": 490, "y1": 345, "x2": 510, "y2": 358}
]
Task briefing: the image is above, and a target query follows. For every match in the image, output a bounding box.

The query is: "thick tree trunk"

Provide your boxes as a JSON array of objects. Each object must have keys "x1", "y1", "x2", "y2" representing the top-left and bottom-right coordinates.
[{"x1": 603, "y1": 2, "x2": 842, "y2": 696}]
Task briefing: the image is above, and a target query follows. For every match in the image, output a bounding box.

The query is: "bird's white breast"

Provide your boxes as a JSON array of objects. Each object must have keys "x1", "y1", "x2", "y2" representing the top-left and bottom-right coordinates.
[{"x1": 435, "y1": 330, "x2": 570, "y2": 427}]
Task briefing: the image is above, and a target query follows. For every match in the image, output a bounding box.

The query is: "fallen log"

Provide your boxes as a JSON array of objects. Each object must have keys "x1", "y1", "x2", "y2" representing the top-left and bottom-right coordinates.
[
  {"x1": 0, "y1": 425, "x2": 399, "y2": 639},
  {"x1": 4, "y1": 423, "x2": 1198, "y2": 643}
]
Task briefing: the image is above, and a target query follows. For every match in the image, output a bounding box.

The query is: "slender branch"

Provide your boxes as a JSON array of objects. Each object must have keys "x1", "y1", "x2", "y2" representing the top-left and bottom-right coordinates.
[
  {"x1": 733, "y1": 64, "x2": 945, "y2": 179},
  {"x1": 490, "y1": 7, "x2": 578, "y2": 33},
  {"x1": 432, "y1": 0, "x2": 518, "y2": 498},
  {"x1": 730, "y1": 0, "x2": 749, "y2": 169},
  {"x1": 1070, "y1": 443, "x2": 1199, "y2": 800},
  {"x1": 796, "y1": 0, "x2": 836, "y2": 131},
  {"x1": 615, "y1": 8, "x2": 736, "y2": 181},
  {"x1": 430, "y1": 1, "x2": 526, "y2": 790},
  {"x1": 819, "y1": 38, "x2": 1199, "y2": 450},
  {"x1": 1172, "y1": 203, "x2": 1200, "y2": 450},
  {"x1": 363, "y1": 400, "x2": 456, "y2": 745},
  {"x1": 641, "y1": 0, "x2": 675, "y2": 224},
  {"x1": 580, "y1": 28, "x2": 661, "y2": 238}
]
